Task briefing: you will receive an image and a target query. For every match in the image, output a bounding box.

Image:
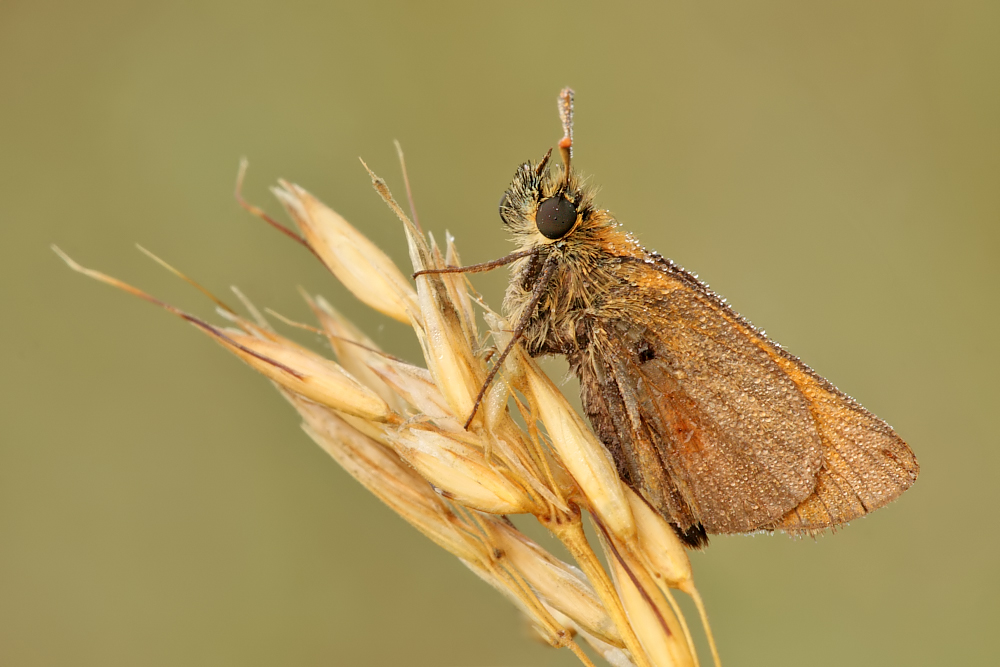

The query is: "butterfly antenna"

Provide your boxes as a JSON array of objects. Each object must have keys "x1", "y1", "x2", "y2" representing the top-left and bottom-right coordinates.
[{"x1": 557, "y1": 87, "x2": 574, "y2": 186}]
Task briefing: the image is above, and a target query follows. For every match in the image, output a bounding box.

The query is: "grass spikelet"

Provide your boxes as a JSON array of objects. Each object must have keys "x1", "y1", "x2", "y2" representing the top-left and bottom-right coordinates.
[{"x1": 55, "y1": 159, "x2": 722, "y2": 667}]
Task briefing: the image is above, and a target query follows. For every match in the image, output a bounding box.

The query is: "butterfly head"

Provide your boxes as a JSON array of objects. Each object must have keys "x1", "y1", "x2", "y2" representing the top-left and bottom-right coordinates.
[
  {"x1": 497, "y1": 153, "x2": 600, "y2": 248},
  {"x1": 498, "y1": 89, "x2": 615, "y2": 252}
]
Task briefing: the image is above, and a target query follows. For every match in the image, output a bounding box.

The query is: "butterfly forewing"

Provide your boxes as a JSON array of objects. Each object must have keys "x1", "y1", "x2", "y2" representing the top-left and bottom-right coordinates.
[
  {"x1": 572, "y1": 255, "x2": 917, "y2": 537},
  {"x1": 762, "y1": 354, "x2": 920, "y2": 531}
]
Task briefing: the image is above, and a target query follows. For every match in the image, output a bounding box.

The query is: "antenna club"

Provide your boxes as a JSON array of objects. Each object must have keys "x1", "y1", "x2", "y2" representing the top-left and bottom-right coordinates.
[{"x1": 557, "y1": 88, "x2": 575, "y2": 179}]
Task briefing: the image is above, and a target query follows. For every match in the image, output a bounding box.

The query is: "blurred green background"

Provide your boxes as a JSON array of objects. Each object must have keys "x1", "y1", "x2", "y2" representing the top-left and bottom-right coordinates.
[{"x1": 2, "y1": 1, "x2": 997, "y2": 665}]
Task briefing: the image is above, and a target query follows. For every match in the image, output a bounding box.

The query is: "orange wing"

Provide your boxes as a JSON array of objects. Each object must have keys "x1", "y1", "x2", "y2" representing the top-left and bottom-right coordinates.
[{"x1": 574, "y1": 256, "x2": 918, "y2": 537}]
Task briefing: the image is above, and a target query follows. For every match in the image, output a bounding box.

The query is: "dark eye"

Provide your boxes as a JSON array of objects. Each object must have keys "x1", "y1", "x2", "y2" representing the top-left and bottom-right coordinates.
[{"x1": 535, "y1": 196, "x2": 578, "y2": 239}]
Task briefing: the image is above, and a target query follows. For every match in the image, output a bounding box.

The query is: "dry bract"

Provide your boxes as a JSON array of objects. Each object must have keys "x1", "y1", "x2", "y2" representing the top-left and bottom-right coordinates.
[
  {"x1": 625, "y1": 487, "x2": 692, "y2": 589},
  {"x1": 291, "y1": 395, "x2": 485, "y2": 563},
  {"x1": 215, "y1": 329, "x2": 396, "y2": 424},
  {"x1": 273, "y1": 181, "x2": 417, "y2": 324},
  {"x1": 58, "y1": 165, "x2": 718, "y2": 667},
  {"x1": 368, "y1": 357, "x2": 458, "y2": 427},
  {"x1": 388, "y1": 428, "x2": 533, "y2": 515},
  {"x1": 489, "y1": 518, "x2": 622, "y2": 646},
  {"x1": 413, "y1": 275, "x2": 483, "y2": 421},
  {"x1": 519, "y1": 354, "x2": 637, "y2": 542},
  {"x1": 305, "y1": 294, "x2": 406, "y2": 411},
  {"x1": 601, "y1": 533, "x2": 694, "y2": 667}
]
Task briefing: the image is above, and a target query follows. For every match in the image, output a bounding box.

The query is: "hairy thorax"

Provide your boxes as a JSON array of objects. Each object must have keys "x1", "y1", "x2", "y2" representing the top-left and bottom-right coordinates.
[{"x1": 503, "y1": 220, "x2": 646, "y2": 360}]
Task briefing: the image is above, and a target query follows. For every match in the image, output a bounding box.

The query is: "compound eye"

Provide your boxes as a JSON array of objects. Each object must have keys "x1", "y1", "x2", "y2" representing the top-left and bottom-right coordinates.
[{"x1": 535, "y1": 196, "x2": 578, "y2": 239}]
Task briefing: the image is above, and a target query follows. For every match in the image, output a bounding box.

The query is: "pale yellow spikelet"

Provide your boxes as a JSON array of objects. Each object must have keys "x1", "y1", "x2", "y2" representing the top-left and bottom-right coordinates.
[
  {"x1": 303, "y1": 293, "x2": 405, "y2": 411},
  {"x1": 290, "y1": 395, "x2": 485, "y2": 563},
  {"x1": 272, "y1": 181, "x2": 418, "y2": 324},
  {"x1": 366, "y1": 356, "x2": 458, "y2": 427},
  {"x1": 359, "y1": 162, "x2": 488, "y2": 426},
  {"x1": 58, "y1": 158, "x2": 721, "y2": 667},
  {"x1": 545, "y1": 606, "x2": 638, "y2": 667},
  {"x1": 213, "y1": 329, "x2": 397, "y2": 424},
  {"x1": 412, "y1": 273, "x2": 484, "y2": 422},
  {"x1": 518, "y1": 353, "x2": 636, "y2": 542},
  {"x1": 488, "y1": 517, "x2": 623, "y2": 647},
  {"x1": 443, "y1": 233, "x2": 477, "y2": 340},
  {"x1": 388, "y1": 428, "x2": 534, "y2": 515},
  {"x1": 458, "y1": 556, "x2": 579, "y2": 652},
  {"x1": 600, "y1": 531, "x2": 695, "y2": 667},
  {"x1": 625, "y1": 487, "x2": 692, "y2": 589}
]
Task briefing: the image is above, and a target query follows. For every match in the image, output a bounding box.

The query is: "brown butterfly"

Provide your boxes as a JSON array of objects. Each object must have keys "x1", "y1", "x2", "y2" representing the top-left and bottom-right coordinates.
[{"x1": 417, "y1": 89, "x2": 918, "y2": 547}]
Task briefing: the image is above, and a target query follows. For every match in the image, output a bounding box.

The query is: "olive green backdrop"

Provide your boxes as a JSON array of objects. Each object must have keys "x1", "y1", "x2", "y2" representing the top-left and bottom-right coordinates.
[{"x1": 2, "y1": 1, "x2": 997, "y2": 665}]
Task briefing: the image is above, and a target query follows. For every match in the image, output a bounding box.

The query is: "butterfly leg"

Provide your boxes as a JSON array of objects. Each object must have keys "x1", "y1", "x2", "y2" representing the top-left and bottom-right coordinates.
[
  {"x1": 460, "y1": 254, "x2": 558, "y2": 429},
  {"x1": 411, "y1": 248, "x2": 535, "y2": 279}
]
